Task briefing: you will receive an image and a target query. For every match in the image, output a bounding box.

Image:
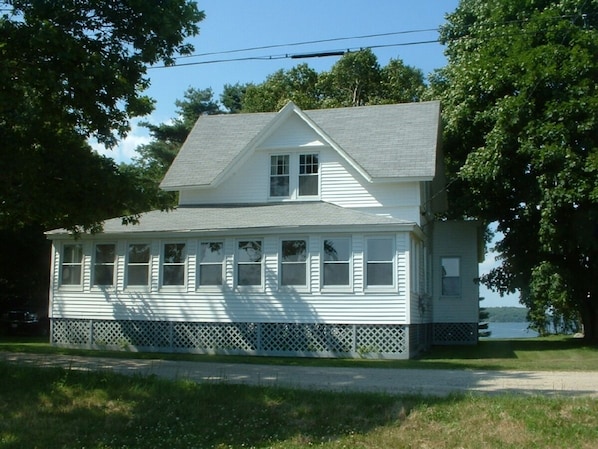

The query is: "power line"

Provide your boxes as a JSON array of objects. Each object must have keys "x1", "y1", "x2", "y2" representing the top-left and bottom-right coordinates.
[
  {"x1": 149, "y1": 39, "x2": 440, "y2": 69},
  {"x1": 174, "y1": 28, "x2": 440, "y2": 60}
]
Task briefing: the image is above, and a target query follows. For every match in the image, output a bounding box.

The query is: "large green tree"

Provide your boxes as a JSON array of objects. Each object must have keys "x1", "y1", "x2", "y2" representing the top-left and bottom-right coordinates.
[
  {"x1": 239, "y1": 49, "x2": 425, "y2": 112},
  {"x1": 435, "y1": 0, "x2": 598, "y2": 341},
  {"x1": 0, "y1": 1, "x2": 202, "y2": 306},
  {"x1": 0, "y1": 0, "x2": 203, "y2": 231},
  {"x1": 125, "y1": 87, "x2": 223, "y2": 211}
]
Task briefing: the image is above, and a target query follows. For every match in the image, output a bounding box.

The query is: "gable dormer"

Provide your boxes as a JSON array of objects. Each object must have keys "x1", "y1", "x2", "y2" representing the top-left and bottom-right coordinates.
[{"x1": 162, "y1": 101, "x2": 445, "y2": 220}]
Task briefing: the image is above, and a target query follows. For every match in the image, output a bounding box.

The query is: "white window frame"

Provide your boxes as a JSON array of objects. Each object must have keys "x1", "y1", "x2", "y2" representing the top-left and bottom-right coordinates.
[
  {"x1": 365, "y1": 236, "x2": 396, "y2": 289},
  {"x1": 268, "y1": 152, "x2": 320, "y2": 201},
  {"x1": 321, "y1": 237, "x2": 352, "y2": 291},
  {"x1": 236, "y1": 239, "x2": 264, "y2": 289},
  {"x1": 59, "y1": 243, "x2": 83, "y2": 289},
  {"x1": 92, "y1": 243, "x2": 116, "y2": 288},
  {"x1": 197, "y1": 241, "x2": 225, "y2": 289},
  {"x1": 441, "y1": 256, "x2": 461, "y2": 297},
  {"x1": 125, "y1": 242, "x2": 151, "y2": 289},
  {"x1": 279, "y1": 238, "x2": 309, "y2": 290},
  {"x1": 161, "y1": 242, "x2": 187, "y2": 288}
]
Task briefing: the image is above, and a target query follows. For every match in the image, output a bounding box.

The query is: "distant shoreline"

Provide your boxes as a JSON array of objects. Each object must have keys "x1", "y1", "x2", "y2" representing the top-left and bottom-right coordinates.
[{"x1": 483, "y1": 306, "x2": 528, "y2": 323}]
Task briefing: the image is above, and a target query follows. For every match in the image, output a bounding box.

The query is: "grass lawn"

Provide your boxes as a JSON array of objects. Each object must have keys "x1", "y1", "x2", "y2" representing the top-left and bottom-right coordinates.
[
  {"x1": 1, "y1": 361, "x2": 597, "y2": 449},
  {"x1": 1, "y1": 335, "x2": 597, "y2": 371}
]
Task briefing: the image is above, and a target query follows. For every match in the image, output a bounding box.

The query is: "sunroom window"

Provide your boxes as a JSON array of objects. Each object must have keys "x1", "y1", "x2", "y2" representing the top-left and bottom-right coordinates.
[
  {"x1": 126, "y1": 243, "x2": 150, "y2": 286},
  {"x1": 61, "y1": 244, "x2": 83, "y2": 286},
  {"x1": 198, "y1": 242, "x2": 224, "y2": 286},
  {"x1": 281, "y1": 239, "x2": 307, "y2": 286},
  {"x1": 237, "y1": 240, "x2": 263, "y2": 286},
  {"x1": 93, "y1": 244, "x2": 115, "y2": 286},
  {"x1": 323, "y1": 238, "x2": 350, "y2": 286},
  {"x1": 366, "y1": 237, "x2": 394, "y2": 286},
  {"x1": 162, "y1": 243, "x2": 186, "y2": 286}
]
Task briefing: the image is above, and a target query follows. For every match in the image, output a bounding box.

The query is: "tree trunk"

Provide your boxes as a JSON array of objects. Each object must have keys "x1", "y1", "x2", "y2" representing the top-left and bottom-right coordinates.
[{"x1": 581, "y1": 299, "x2": 598, "y2": 344}]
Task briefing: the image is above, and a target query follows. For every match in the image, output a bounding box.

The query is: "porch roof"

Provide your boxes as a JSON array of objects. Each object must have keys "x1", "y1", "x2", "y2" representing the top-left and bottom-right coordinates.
[{"x1": 47, "y1": 202, "x2": 415, "y2": 237}]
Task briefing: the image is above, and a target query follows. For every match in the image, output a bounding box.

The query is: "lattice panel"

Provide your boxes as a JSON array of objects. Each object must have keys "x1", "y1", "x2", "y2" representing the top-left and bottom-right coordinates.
[
  {"x1": 52, "y1": 319, "x2": 90, "y2": 345},
  {"x1": 356, "y1": 325, "x2": 407, "y2": 354},
  {"x1": 433, "y1": 322, "x2": 477, "y2": 345},
  {"x1": 93, "y1": 320, "x2": 171, "y2": 348},
  {"x1": 51, "y1": 319, "x2": 414, "y2": 358},
  {"x1": 174, "y1": 322, "x2": 257, "y2": 351},
  {"x1": 328, "y1": 324, "x2": 354, "y2": 353}
]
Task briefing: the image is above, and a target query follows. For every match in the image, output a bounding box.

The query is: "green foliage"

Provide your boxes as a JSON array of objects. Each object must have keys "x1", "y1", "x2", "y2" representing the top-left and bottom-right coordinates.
[
  {"x1": 485, "y1": 307, "x2": 529, "y2": 323},
  {"x1": 240, "y1": 49, "x2": 426, "y2": 112},
  {"x1": 0, "y1": 0, "x2": 203, "y2": 231},
  {"x1": 435, "y1": 0, "x2": 598, "y2": 342}
]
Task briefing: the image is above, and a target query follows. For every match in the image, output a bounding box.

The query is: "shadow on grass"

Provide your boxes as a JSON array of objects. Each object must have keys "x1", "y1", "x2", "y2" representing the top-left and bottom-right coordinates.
[{"x1": 0, "y1": 361, "x2": 461, "y2": 449}]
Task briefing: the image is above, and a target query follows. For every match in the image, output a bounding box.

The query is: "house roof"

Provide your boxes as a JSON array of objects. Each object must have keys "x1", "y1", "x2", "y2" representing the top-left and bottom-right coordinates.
[
  {"x1": 160, "y1": 101, "x2": 441, "y2": 190},
  {"x1": 47, "y1": 202, "x2": 415, "y2": 237}
]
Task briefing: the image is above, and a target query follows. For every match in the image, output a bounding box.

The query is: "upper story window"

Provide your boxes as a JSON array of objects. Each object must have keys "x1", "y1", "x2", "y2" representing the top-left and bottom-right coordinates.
[
  {"x1": 281, "y1": 239, "x2": 307, "y2": 286},
  {"x1": 237, "y1": 240, "x2": 263, "y2": 286},
  {"x1": 162, "y1": 243, "x2": 186, "y2": 286},
  {"x1": 299, "y1": 154, "x2": 319, "y2": 196},
  {"x1": 198, "y1": 242, "x2": 224, "y2": 286},
  {"x1": 441, "y1": 257, "x2": 461, "y2": 296},
  {"x1": 270, "y1": 153, "x2": 319, "y2": 199},
  {"x1": 323, "y1": 238, "x2": 351, "y2": 286},
  {"x1": 93, "y1": 244, "x2": 115, "y2": 286},
  {"x1": 126, "y1": 243, "x2": 150, "y2": 287},
  {"x1": 61, "y1": 244, "x2": 83, "y2": 286},
  {"x1": 270, "y1": 155, "x2": 290, "y2": 197},
  {"x1": 366, "y1": 237, "x2": 394, "y2": 286}
]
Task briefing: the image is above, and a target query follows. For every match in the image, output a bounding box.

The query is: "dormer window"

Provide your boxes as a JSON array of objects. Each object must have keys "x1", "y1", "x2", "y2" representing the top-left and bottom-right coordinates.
[
  {"x1": 270, "y1": 153, "x2": 319, "y2": 199},
  {"x1": 270, "y1": 155, "x2": 289, "y2": 197}
]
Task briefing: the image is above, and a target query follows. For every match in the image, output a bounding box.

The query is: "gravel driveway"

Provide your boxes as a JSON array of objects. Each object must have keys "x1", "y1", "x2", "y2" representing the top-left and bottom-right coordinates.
[{"x1": 2, "y1": 352, "x2": 597, "y2": 397}]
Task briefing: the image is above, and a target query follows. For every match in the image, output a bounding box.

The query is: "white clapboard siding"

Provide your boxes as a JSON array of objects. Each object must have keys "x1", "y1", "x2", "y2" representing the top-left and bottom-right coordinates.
[
  {"x1": 50, "y1": 232, "x2": 412, "y2": 325},
  {"x1": 260, "y1": 113, "x2": 327, "y2": 149}
]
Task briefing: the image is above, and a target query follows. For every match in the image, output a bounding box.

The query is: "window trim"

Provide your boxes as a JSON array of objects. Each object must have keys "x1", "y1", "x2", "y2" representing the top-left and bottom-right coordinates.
[
  {"x1": 92, "y1": 243, "x2": 116, "y2": 288},
  {"x1": 321, "y1": 237, "x2": 352, "y2": 291},
  {"x1": 125, "y1": 242, "x2": 151, "y2": 290},
  {"x1": 279, "y1": 238, "x2": 309, "y2": 290},
  {"x1": 197, "y1": 241, "x2": 225, "y2": 290},
  {"x1": 268, "y1": 152, "x2": 320, "y2": 201},
  {"x1": 161, "y1": 242, "x2": 187, "y2": 289},
  {"x1": 364, "y1": 236, "x2": 396, "y2": 290},
  {"x1": 440, "y1": 256, "x2": 461, "y2": 297},
  {"x1": 269, "y1": 154, "x2": 290, "y2": 198},
  {"x1": 59, "y1": 243, "x2": 84, "y2": 289},
  {"x1": 235, "y1": 239, "x2": 264, "y2": 290}
]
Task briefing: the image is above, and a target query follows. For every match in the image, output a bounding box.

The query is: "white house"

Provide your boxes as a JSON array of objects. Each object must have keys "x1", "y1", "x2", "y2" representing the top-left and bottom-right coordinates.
[{"x1": 46, "y1": 101, "x2": 481, "y2": 359}]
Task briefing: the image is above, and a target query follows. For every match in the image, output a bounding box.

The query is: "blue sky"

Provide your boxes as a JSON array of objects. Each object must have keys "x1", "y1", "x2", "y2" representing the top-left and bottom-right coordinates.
[{"x1": 99, "y1": 0, "x2": 521, "y2": 308}]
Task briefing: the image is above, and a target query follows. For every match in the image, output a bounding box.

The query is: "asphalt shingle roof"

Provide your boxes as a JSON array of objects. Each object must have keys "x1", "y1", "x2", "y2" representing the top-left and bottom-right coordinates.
[
  {"x1": 160, "y1": 101, "x2": 441, "y2": 189},
  {"x1": 47, "y1": 202, "x2": 414, "y2": 236}
]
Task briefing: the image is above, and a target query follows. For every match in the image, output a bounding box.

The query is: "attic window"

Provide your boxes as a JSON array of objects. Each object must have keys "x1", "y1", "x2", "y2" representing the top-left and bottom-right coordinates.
[
  {"x1": 269, "y1": 153, "x2": 319, "y2": 199},
  {"x1": 270, "y1": 155, "x2": 289, "y2": 197}
]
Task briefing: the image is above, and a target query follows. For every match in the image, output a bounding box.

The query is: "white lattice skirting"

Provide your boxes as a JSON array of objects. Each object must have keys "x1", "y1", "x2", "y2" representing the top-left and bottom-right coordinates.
[{"x1": 51, "y1": 319, "x2": 422, "y2": 359}]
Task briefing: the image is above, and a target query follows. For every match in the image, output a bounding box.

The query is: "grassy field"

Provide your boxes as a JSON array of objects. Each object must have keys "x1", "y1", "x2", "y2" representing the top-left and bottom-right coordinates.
[
  {"x1": 1, "y1": 361, "x2": 597, "y2": 449},
  {"x1": 1, "y1": 335, "x2": 597, "y2": 371}
]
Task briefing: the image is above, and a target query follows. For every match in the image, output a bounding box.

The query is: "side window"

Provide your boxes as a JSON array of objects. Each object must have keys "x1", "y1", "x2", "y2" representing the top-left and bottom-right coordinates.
[
  {"x1": 237, "y1": 240, "x2": 263, "y2": 286},
  {"x1": 61, "y1": 244, "x2": 83, "y2": 286},
  {"x1": 198, "y1": 242, "x2": 224, "y2": 286},
  {"x1": 323, "y1": 238, "x2": 350, "y2": 286},
  {"x1": 270, "y1": 155, "x2": 289, "y2": 197},
  {"x1": 281, "y1": 239, "x2": 307, "y2": 286},
  {"x1": 93, "y1": 244, "x2": 116, "y2": 286},
  {"x1": 441, "y1": 257, "x2": 461, "y2": 296},
  {"x1": 126, "y1": 243, "x2": 150, "y2": 287},
  {"x1": 366, "y1": 237, "x2": 394, "y2": 286},
  {"x1": 162, "y1": 243, "x2": 186, "y2": 286},
  {"x1": 298, "y1": 153, "x2": 319, "y2": 196}
]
